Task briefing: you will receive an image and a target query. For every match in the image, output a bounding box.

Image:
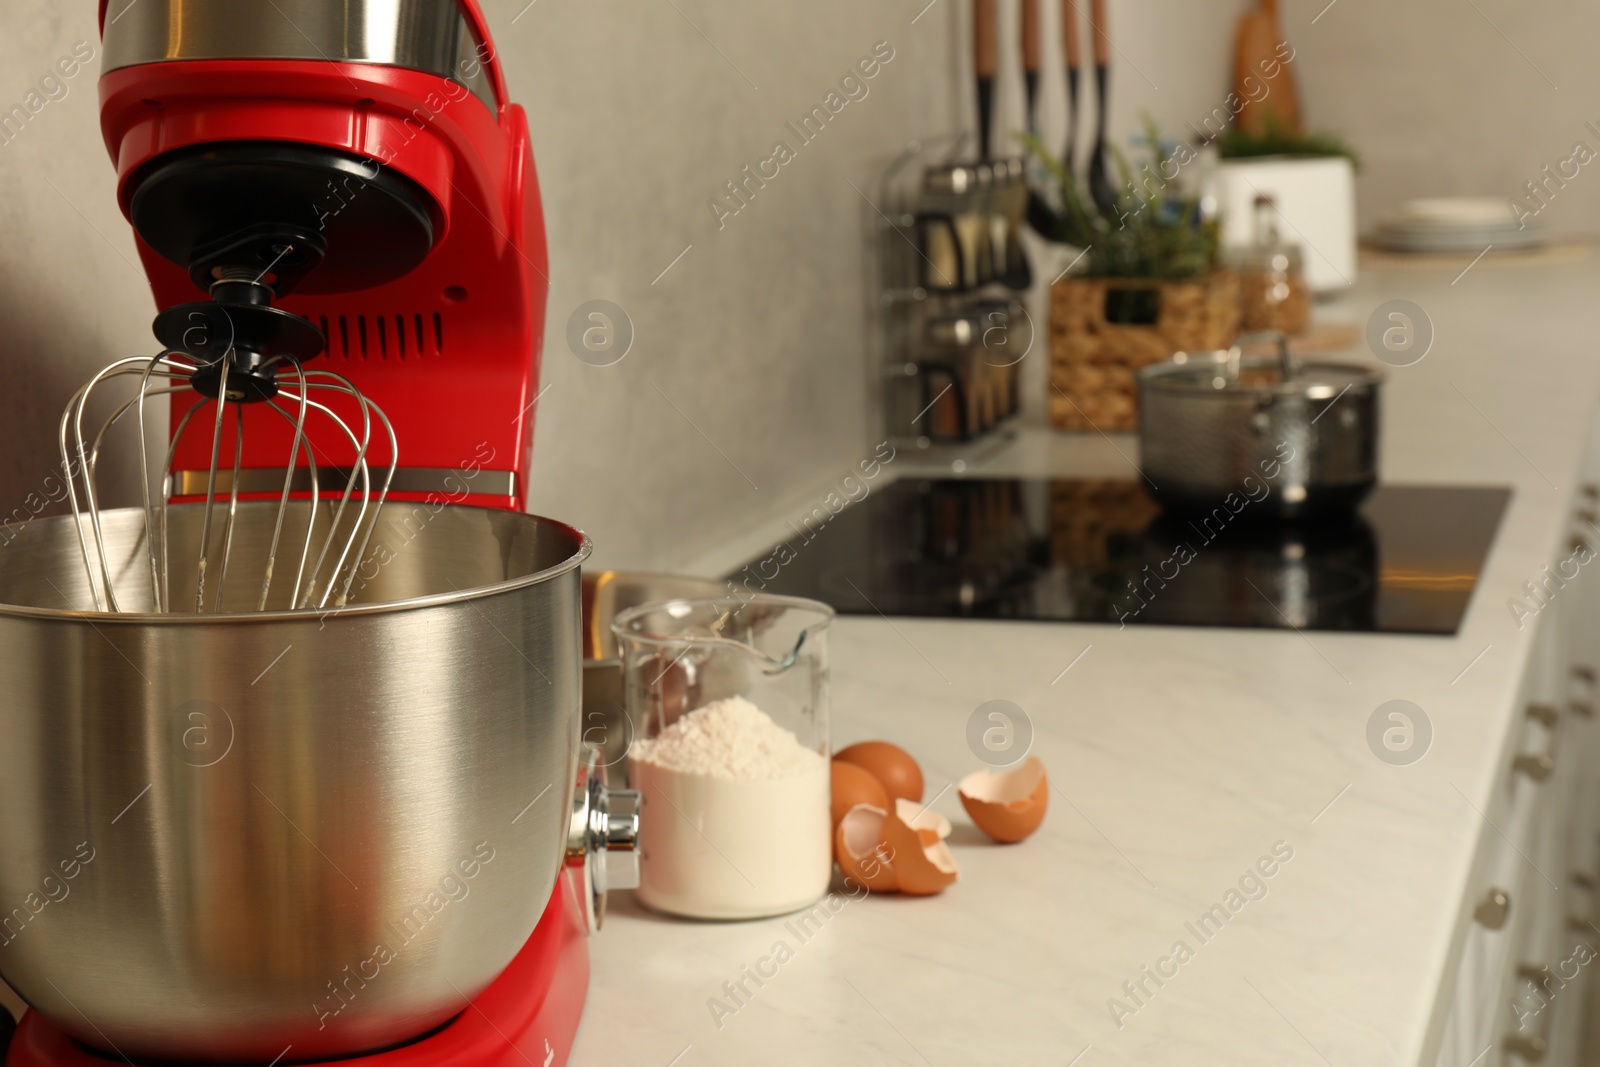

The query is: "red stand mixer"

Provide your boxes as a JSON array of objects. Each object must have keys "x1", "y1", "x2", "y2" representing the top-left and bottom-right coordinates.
[
  {"x1": 101, "y1": 0, "x2": 545, "y2": 515},
  {"x1": 0, "y1": 2, "x2": 635, "y2": 1064}
]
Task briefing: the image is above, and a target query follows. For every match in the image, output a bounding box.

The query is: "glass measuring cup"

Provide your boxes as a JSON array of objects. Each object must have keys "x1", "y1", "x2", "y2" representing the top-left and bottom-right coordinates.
[{"x1": 612, "y1": 594, "x2": 834, "y2": 919}]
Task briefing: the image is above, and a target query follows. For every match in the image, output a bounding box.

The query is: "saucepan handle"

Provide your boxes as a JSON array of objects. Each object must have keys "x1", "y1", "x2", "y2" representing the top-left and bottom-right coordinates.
[{"x1": 1235, "y1": 329, "x2": 1295, "y2": 381}]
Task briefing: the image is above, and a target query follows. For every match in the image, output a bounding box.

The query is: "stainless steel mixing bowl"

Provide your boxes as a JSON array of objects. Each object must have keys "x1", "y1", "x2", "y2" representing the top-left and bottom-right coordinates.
[{"x1": 0, "y1": 502, "x2": 587, "y2": 1064}]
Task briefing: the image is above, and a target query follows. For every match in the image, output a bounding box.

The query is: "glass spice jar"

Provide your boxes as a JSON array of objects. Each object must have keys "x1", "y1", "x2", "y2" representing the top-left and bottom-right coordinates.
[{"x1": 1233, "y1": 194, "x2": 1311, "y2": 335}]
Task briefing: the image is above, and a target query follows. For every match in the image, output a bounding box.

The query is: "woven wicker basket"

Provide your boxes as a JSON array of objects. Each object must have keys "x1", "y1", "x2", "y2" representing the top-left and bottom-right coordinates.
[{"x1": 1048, "y1": 268, "x2": 1241, "y2": 431}]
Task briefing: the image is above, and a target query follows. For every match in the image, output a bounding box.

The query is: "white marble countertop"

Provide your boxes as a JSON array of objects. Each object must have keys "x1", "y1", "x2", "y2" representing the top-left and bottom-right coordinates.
[
  {"x1": 6, "y1": 254, "x2": 1590, "y2": 1064},
  {"x1": 574, "y1": 249, "x2": 1600, "y2": 1066}
]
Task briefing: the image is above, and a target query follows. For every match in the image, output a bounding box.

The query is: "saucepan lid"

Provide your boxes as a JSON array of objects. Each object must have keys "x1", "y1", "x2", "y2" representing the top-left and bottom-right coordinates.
[{"x1": 1139, "y1": 331, "x2": 1383, "y2": 398}]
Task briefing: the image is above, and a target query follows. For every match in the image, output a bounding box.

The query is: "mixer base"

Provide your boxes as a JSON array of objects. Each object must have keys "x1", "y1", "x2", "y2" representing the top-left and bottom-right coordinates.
[{"x1": 5, "y1": 871, "x2": 590, "y2": 1067}]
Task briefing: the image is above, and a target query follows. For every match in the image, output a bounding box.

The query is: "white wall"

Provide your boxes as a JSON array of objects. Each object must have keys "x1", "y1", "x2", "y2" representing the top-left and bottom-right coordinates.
[
  {"x1": 510, "y1": 0, "x2": 967, "y2": 568},
  {"x1": 1282, "y1": 0, "x2": 1600, "y2": 235},
  {"x1": 0, "y1": 6, "x2": 151, "y2": 526},
  {"x1": 10, "y1": 0, "x2": 1570, "y2": 578},
  {"x1": 0, "y1": 1, "x2": 960, "y2": 574},
  {"x1": 0, "y1": 0, "x2": 1259, "y2": 580}
]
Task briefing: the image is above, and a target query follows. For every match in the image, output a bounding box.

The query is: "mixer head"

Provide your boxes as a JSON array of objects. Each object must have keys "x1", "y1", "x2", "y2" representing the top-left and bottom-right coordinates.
[{"x1": 65, "y1": 0, "x2": 552, "y2": 615}]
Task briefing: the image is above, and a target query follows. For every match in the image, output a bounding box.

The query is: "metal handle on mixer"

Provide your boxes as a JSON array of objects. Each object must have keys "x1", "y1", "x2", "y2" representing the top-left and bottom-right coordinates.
[{"x1": 566, "y1": 746, "x2": 641, "y2": 933}]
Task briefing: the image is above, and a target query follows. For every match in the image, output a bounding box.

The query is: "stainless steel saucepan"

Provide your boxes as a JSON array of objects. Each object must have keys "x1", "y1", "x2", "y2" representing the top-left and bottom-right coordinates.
[
  {"x1": 1138, "y1": 332, "x2": 1384, "y2": 520},
  {"x1": 0, "y1": 502, "x2": 635, "y2": 1064}
]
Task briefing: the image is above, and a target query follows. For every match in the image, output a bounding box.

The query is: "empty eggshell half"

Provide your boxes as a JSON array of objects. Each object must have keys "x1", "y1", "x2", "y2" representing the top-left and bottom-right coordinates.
[
  {"x1": 835, "y1": 804, "x2": 898, "y2": 892},
  {"x1": 880, "y1": 807, "x2": 958, "y2": 896},
  {"x1": 896, "y1": 797, "x2": 952, "y2": 848},
  {"x1": 958, "y1": 756, "x2": 1049, "y2": 843}
]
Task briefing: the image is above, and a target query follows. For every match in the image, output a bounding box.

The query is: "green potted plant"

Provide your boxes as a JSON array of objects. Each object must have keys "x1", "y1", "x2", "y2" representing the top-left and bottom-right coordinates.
[{"x1": 1025, "y1": 119, "x2": 1240, "y2": 432}]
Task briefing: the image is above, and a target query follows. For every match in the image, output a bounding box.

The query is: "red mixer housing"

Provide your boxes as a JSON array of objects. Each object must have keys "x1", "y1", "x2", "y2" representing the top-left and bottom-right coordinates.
[
  {"x1": 94, "y1": 0, "x2": 547, "y2": 511},
  {"x1": 2, "y1": 6, "x2": 593, "y2": 1067}
]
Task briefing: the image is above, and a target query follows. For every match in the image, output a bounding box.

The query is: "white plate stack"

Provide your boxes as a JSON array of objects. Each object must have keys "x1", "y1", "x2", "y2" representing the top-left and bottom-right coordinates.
[{"x1": 1376, "y1": 198, "x2": 1546, "y2": 253}]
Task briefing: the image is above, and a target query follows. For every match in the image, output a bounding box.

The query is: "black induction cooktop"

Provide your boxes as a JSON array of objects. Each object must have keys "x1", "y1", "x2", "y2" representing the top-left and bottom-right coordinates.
[{"x1": 728, "y1": 479, "x2": 1511, "y2": 635}]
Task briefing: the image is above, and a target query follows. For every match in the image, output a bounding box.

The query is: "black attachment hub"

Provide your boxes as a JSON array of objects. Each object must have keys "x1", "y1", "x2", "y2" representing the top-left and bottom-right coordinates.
[
  {"x1": 128, "y1": 141, "x2": 438, "y2": 296},
  {"x1": 187, "y1": 346, "x2": 287, "y2": 403},
  {"x1": 153, "y1": 276, "x2": 326, "y2": 404},
  {"x1": 188, "y1": 224, "x2": 327, "y2": 296}
]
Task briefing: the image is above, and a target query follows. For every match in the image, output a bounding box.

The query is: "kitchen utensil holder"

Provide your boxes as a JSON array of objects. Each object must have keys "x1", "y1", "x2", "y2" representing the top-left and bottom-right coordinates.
[{"x1": 871, "y1": 136, "x2": 1030, "y2": 456}]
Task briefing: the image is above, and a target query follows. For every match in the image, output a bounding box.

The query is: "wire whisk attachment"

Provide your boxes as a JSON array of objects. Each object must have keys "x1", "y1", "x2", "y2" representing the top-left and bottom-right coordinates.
[{"x1": 59, "y1": 349, "x2": 397, "y2": 614}]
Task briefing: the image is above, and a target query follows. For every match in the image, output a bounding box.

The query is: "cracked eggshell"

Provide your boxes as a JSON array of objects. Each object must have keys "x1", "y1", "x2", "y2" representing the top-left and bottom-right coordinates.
[
  {"x1": 833, "y1": 741, "x2": 924, "y2": 803},
  {"x1": 895, "y1": 797, "x2": 952, "y2": 848},
  {"x1": 831, "y1": 760, "x2": 890, "y2": 829},
  {"x1": 834, "y1": 804, "x2": 898, "y2": 893},
  {"x1": 958, "y1": 756, "x2": 1049, "y2": 843},
  {"x1": 880, "y1": 807, "x2": 958, "y2": 896}
]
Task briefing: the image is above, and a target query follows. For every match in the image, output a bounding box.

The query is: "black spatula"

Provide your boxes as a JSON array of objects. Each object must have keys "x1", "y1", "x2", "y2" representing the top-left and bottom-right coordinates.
[{"x1": 1086, "y1": 0, "x2": 1117, "y2": 219}]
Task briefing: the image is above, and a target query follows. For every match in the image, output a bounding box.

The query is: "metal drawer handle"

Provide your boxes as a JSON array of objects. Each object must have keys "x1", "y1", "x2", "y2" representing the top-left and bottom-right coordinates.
[
  {"x1": 1515, "y1": 704, "x2": 1560, "y2": 782},
  {"x1": 1572, "y1": 667, "x2": 1596, "y2": 719},
  {"x1": 1526, "y1": 703, "x2": 1559, "y2": 728},
  {"x1": 1515, "y1": 752, "x2": 1556, "y2": 781},
  {"x1": 1474, "y1": 887, "x2": 1511, "y2": 930},
  {"x1": 1506, "y1": 1032, "x2": 1549, "y2": 1062},
  {"x1": 1505, "y1": 965, "x2": 1556, "y2": 1062}
]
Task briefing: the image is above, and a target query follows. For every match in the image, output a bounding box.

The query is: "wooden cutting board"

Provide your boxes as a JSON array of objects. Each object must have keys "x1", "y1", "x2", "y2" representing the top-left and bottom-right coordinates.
[{"x1": 1233, "y1": 0, "x2": 1302, "y2": 137}]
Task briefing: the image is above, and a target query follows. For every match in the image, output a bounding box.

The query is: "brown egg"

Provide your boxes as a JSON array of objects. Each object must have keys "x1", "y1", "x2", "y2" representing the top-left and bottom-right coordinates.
[
  {"x1": 880, "y1": 807, "x2": 958, "y2": 896},
  {"x1": 958, "y1": 756, "x2": 1049, "y2": 843},
  {"x1": 835, "y1": 804, "x2": 898, "y2": 892},
  {"x1": 834, "y1": 741, "x2": 924, "y2": 803},
  {"x1": 831, "y1": 761, "x2": 890, "y2": 828}
]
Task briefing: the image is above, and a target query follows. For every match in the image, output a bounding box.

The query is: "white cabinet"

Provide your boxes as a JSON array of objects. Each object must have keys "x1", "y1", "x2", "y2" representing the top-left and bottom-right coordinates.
[
  {"x1": 1430, "y1": 445, "x2": 1600, "y2": 1067},
  {"x1": 1432, "y1": 669, "x2": 1563, "y2": 1067}
]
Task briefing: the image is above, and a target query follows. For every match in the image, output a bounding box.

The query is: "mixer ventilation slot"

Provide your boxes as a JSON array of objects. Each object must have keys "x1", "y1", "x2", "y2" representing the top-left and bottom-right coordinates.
[{"x1": 319, "y1": 314, "x2": 445, "y2": 361}]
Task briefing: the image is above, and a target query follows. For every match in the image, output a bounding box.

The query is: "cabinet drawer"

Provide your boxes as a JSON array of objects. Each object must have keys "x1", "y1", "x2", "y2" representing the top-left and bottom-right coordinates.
[
  {"x1": 1435, "y1": 779, "x2": 1539, "y2": 1066},
  {"x1": 1434, "y1": 686, "x2": 1567, "y2": 1067}
]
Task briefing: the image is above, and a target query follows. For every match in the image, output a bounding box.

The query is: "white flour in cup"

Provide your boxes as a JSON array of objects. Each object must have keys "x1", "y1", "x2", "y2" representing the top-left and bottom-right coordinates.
[{"x1": 629, "y1": 695, "x2": 830, "y2": 919}]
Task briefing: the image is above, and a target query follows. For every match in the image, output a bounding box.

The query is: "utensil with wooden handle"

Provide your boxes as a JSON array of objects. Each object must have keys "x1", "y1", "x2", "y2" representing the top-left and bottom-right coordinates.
[
  {"x1": 1022, "y1": 0, "x2": 1064, "y2": 240},
  {"x1": 1063, "y1": 0, "x2": 1082, "y2": 178},
  {"x1": 1086, "y1": 0, "x2": 1116, "y2": 218},
  {"x1": 1022, "y1": 0, "x2": 1041, "y2": 128},
  {"x1": 974, "y1": 0, "x2": 998, "y2": 160}
]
